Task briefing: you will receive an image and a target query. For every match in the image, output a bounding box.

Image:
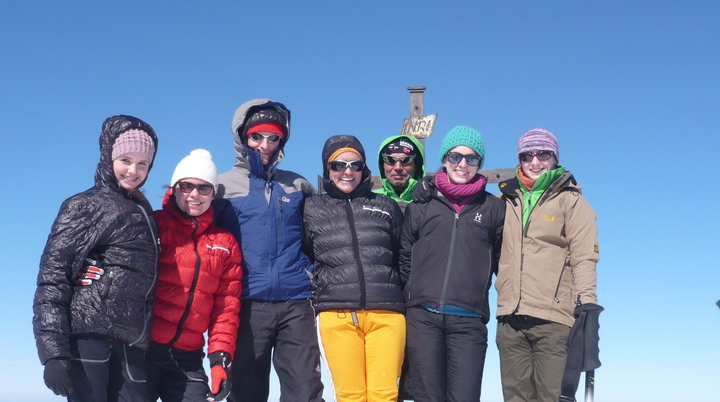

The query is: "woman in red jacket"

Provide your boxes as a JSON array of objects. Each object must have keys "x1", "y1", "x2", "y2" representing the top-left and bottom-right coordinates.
[{"x1": 147, "y1": 149, "x2": 243, "y2": 402}]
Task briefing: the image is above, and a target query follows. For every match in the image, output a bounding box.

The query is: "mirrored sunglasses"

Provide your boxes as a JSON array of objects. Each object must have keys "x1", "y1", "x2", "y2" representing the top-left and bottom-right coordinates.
[
  {"x1": 519, "y1": 151, "x2": 554, "y2": 162},
  {"x1": 328, "y1": 160, "x2": 365, "y2": 172},
  {"x1": 177, "y1": 181, "x2": 214, "y2": 196},
  {"x1": 446, "y1": 152, "x2": 481, "y2": 166},
  {"x1": 248, "y1": 133, "x2": 282, "y2": 143},
  {"x1": 382, "y1": 154, "x2": 415, "y2": 166}
]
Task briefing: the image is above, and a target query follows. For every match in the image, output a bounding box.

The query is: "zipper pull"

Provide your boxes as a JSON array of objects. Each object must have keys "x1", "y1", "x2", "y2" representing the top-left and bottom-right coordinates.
[{"x1": 351, "y1": 310, "x2": 359, "y2": 326}]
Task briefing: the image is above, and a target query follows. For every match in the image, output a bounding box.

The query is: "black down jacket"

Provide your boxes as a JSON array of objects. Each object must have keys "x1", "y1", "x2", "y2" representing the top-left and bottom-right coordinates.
[
  {"x1": 303, "y1": 135, "x2": 405, "y2": 314},
  {"x1": 33, "y1": 115, "x2": 160, "y2": 364}
]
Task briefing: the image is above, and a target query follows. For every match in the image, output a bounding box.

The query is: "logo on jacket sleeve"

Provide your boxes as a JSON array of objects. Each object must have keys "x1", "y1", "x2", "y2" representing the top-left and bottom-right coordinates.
[{"x1": 542, "y1": 215, "x2": 557, "y2": 222}]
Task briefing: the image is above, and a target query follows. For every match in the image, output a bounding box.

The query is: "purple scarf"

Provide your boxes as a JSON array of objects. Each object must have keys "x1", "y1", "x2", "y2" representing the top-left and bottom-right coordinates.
[{"x1": 434, "y1": 170, "x2": 487, "y2": 213}]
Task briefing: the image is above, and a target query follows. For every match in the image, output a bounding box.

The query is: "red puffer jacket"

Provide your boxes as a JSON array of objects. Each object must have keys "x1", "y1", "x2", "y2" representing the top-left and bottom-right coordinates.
[{"x1": 152, "y1": 189, "x2": 242, "y2": 357}]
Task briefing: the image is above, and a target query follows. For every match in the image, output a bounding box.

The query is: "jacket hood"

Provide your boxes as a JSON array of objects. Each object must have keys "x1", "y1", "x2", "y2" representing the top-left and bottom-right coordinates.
[
  {"x1": 321, "y1": 135, "x2": 373, "y2": 199},
  {"x1": 230, "y1": 99, "x2": 291, "y2": 176},
  {"x1": 95, "y1": 115, "x2": 159, "y2": 192},
  {"x1": 376, "y1": 135, "x2": 425, "y2": 181}
]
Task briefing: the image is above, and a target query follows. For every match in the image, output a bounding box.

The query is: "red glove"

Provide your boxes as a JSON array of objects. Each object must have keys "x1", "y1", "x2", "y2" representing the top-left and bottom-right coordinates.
[
  {"x1": 207, "y1": 352, "x2": 232, "y2": 401},
  {"x1": 75, "y1": 255, "x2": 104, "y2": 286}
]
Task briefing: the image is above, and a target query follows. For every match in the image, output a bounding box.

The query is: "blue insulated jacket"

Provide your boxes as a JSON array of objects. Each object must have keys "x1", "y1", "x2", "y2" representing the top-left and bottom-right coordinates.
[{"x1": 213, "y1": 99, "x2": 316, "y2": 301}]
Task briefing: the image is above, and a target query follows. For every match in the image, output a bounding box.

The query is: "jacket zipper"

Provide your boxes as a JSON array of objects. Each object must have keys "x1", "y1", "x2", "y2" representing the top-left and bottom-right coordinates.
[
  {"x1": 345, "y1": 200, "x2": 366, "y2": 310},
  {"x1": 277, "y1": 196, "x2": 284, "y2": 239},
  {"x1": 438, "y1": 213, "x2": 459, "y2": 307},
  {"x1": 129, "y1": 201, "x2": 160, "y2": 347},
  {"x1": 168, "y1": 218, "x2": 202, "y2": 346},
  {"x1": 266, "y1": 180, "x2": 280, "y2": 299}
]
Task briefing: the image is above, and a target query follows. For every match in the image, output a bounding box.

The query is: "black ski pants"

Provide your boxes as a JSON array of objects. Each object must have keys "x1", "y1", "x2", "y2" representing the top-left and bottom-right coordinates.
[
  {"x1": 406, "y1": 306, "x2": 489, "y2": 402},
  {"x1": 228, "y1": 299, "x2": 324, "y2": 402},
  {"x1": 146, "y1": 342, "x2": 209, "y2": 402},
  {"x1": 67, "y1": 334, "x2": 147, "y2": 402}
]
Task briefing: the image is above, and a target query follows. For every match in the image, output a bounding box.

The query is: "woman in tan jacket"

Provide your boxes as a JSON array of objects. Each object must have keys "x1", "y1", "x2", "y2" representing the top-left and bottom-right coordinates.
[{"x1": 495, "y1": 128, "x2": 599, "y2": 402}]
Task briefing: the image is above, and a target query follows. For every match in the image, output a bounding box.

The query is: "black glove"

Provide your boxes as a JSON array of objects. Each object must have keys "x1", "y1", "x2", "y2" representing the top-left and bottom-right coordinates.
[
  {"x1": 207, "y1": 351, "x2": 232, "y2": 401},
  {"x1": 412, "y1": 175, "x2": 435, "y2": 203},
  {"x1": 43, "y1": 358, "x2": 73, "y2": 396},
  {"x1": 75, "y1": 254, "x2": 105, "y2": 286}
]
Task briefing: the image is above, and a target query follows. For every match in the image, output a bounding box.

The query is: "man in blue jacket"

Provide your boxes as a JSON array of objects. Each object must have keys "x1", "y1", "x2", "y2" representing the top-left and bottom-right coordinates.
[{"x1": 213, "y1": 99, "x2": 323, "y2": 402}]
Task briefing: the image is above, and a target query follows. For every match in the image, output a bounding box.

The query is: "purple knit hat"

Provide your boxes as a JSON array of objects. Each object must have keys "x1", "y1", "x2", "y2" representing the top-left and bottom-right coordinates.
[
  {"x1": 518, "y1": 128, "x2": 559, "y2": 160},
  {"x1": 112, "y1": 129, "x2": 155, "y2": 161}
]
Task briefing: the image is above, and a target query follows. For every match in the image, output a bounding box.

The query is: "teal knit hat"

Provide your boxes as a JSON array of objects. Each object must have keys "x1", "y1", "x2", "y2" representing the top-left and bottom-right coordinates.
[{"x1": 439, "y1": 126, "x2": 485, "y2": 168}]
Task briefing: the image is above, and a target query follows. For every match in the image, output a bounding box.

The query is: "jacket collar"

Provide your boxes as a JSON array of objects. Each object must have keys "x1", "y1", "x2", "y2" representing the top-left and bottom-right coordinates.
[{"x1": 161, "y1": 188, "x2": 214, "y2": 234}]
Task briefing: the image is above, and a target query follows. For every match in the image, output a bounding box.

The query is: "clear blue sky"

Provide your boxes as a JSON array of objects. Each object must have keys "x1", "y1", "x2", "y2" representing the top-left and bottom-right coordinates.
[{"x1": 2, "y1": 2, "x2": 718, "y2": 401}]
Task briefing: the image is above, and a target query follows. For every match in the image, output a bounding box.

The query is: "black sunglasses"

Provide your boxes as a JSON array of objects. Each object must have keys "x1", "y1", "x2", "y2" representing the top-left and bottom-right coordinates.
[
  {"x1": 328, "y1": 160, "x2": 365, "y2": 172},
  {"x1": 177, "y1": 181, "x2": 214, "y2": 196},
  {"x1": 519, "y1": 151, "x2": 554, "y2": 162},
  {"x1": 446, "y1": 152, "x2": 481, "y2": 167},
  {"x1": 248, "y1": 133, "x2": 282, "y2": 143},
  {"x1": 382, "y1": 154, "x2": 415, "y2": 166}
]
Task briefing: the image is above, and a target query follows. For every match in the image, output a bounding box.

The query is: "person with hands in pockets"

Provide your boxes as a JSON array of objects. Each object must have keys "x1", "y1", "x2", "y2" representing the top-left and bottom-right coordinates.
[
  {"x1": 145, "y1": 149, "x2": 242, "y2": 402},
  {"x1": 33, "y1": 115, "x2": 160, "y2": 401}
]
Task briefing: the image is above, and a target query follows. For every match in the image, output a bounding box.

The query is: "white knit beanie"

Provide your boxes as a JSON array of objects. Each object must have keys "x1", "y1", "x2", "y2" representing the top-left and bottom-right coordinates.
[{"x1": 170, "y1": 149, "x2": 218, "y2": 193}]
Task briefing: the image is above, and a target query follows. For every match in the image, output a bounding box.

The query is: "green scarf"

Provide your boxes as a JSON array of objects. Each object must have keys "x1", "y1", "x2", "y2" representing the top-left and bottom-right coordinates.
[{"x1": 518, "y1": 166, "x2": 565, "y2": 229}]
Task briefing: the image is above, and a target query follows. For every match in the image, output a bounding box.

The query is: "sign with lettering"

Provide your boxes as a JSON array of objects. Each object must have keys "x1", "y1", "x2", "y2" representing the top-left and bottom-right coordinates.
[{"x1": 400, "y1": 114, "x2": 437, "y2": 139}]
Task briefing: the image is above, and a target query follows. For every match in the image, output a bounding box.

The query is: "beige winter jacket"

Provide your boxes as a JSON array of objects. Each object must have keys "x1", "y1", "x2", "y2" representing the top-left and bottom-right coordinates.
[{"x1": 495, "y1": 171, "x2": 598, "y2": 327}]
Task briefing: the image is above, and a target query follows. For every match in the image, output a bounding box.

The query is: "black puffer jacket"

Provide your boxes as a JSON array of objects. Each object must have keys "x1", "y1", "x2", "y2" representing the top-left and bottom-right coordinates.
[
  {"x1": 303, "y1": 135, "x2": 405, "y2": 314},
  {"x1": 33, "y1": 115, "x2": 160, "y2": 364}
]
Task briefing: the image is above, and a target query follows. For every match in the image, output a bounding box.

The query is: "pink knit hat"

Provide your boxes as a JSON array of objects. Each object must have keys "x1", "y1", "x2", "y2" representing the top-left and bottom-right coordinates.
[
  {"x1": 518, "y1": 128, "x2": 559, "y2": 160},
  {"x1": 112, "y1": 129, "x2": 155, "y2": 161}
]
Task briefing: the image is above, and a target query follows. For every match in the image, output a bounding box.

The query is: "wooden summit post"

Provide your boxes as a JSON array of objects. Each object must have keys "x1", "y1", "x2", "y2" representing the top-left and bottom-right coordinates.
[{"x1": 397, "y1": 86, "x2": 514, "y2": 185}]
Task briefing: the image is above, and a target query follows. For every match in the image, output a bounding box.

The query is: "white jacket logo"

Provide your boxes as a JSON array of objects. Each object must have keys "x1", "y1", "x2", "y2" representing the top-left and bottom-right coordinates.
[
  {"x1": 206, "y1": 244, "x2": 231, "y2": 255},
  {"x1": 362, "y1": 206, "x2": 391, "y2": 218},
  {"x1": 474, "y1": 213, "x2": 482, "y2": 223}
]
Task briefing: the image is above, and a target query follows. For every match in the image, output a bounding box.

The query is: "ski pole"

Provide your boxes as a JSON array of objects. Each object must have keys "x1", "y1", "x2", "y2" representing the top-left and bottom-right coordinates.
[{"x1": 584, "y1": 370, "x2": 594, "y2": 402}]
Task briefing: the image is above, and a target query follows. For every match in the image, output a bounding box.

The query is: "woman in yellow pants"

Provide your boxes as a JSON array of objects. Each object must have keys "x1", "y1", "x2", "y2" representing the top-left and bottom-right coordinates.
[{"x1": 303, "y1": 135, "x2": 406, "y2": 402}]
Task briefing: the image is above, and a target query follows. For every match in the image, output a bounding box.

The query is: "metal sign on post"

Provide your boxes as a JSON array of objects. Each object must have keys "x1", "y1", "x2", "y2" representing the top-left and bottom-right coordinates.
[{"x1": 400, "y1": 114, "x2": 437, "y2": 139}]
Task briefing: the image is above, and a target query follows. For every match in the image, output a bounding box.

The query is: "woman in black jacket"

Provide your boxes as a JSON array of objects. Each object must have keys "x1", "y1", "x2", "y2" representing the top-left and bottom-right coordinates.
[
  {"x1": 33, "y1": 115, "x2": 160, "y2": 401},
  {"x1": 303, "y1": 135, "x2": 405, "y2": 402},
  {"x1": 400, "y1": 126, "x2": 505, "y2": 402}
]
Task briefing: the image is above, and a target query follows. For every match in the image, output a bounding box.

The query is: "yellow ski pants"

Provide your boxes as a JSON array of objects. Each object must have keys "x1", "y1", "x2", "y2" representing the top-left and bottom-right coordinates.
[{"x1": 318, "y1": 310, "x2": 406, "y2": 402}]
